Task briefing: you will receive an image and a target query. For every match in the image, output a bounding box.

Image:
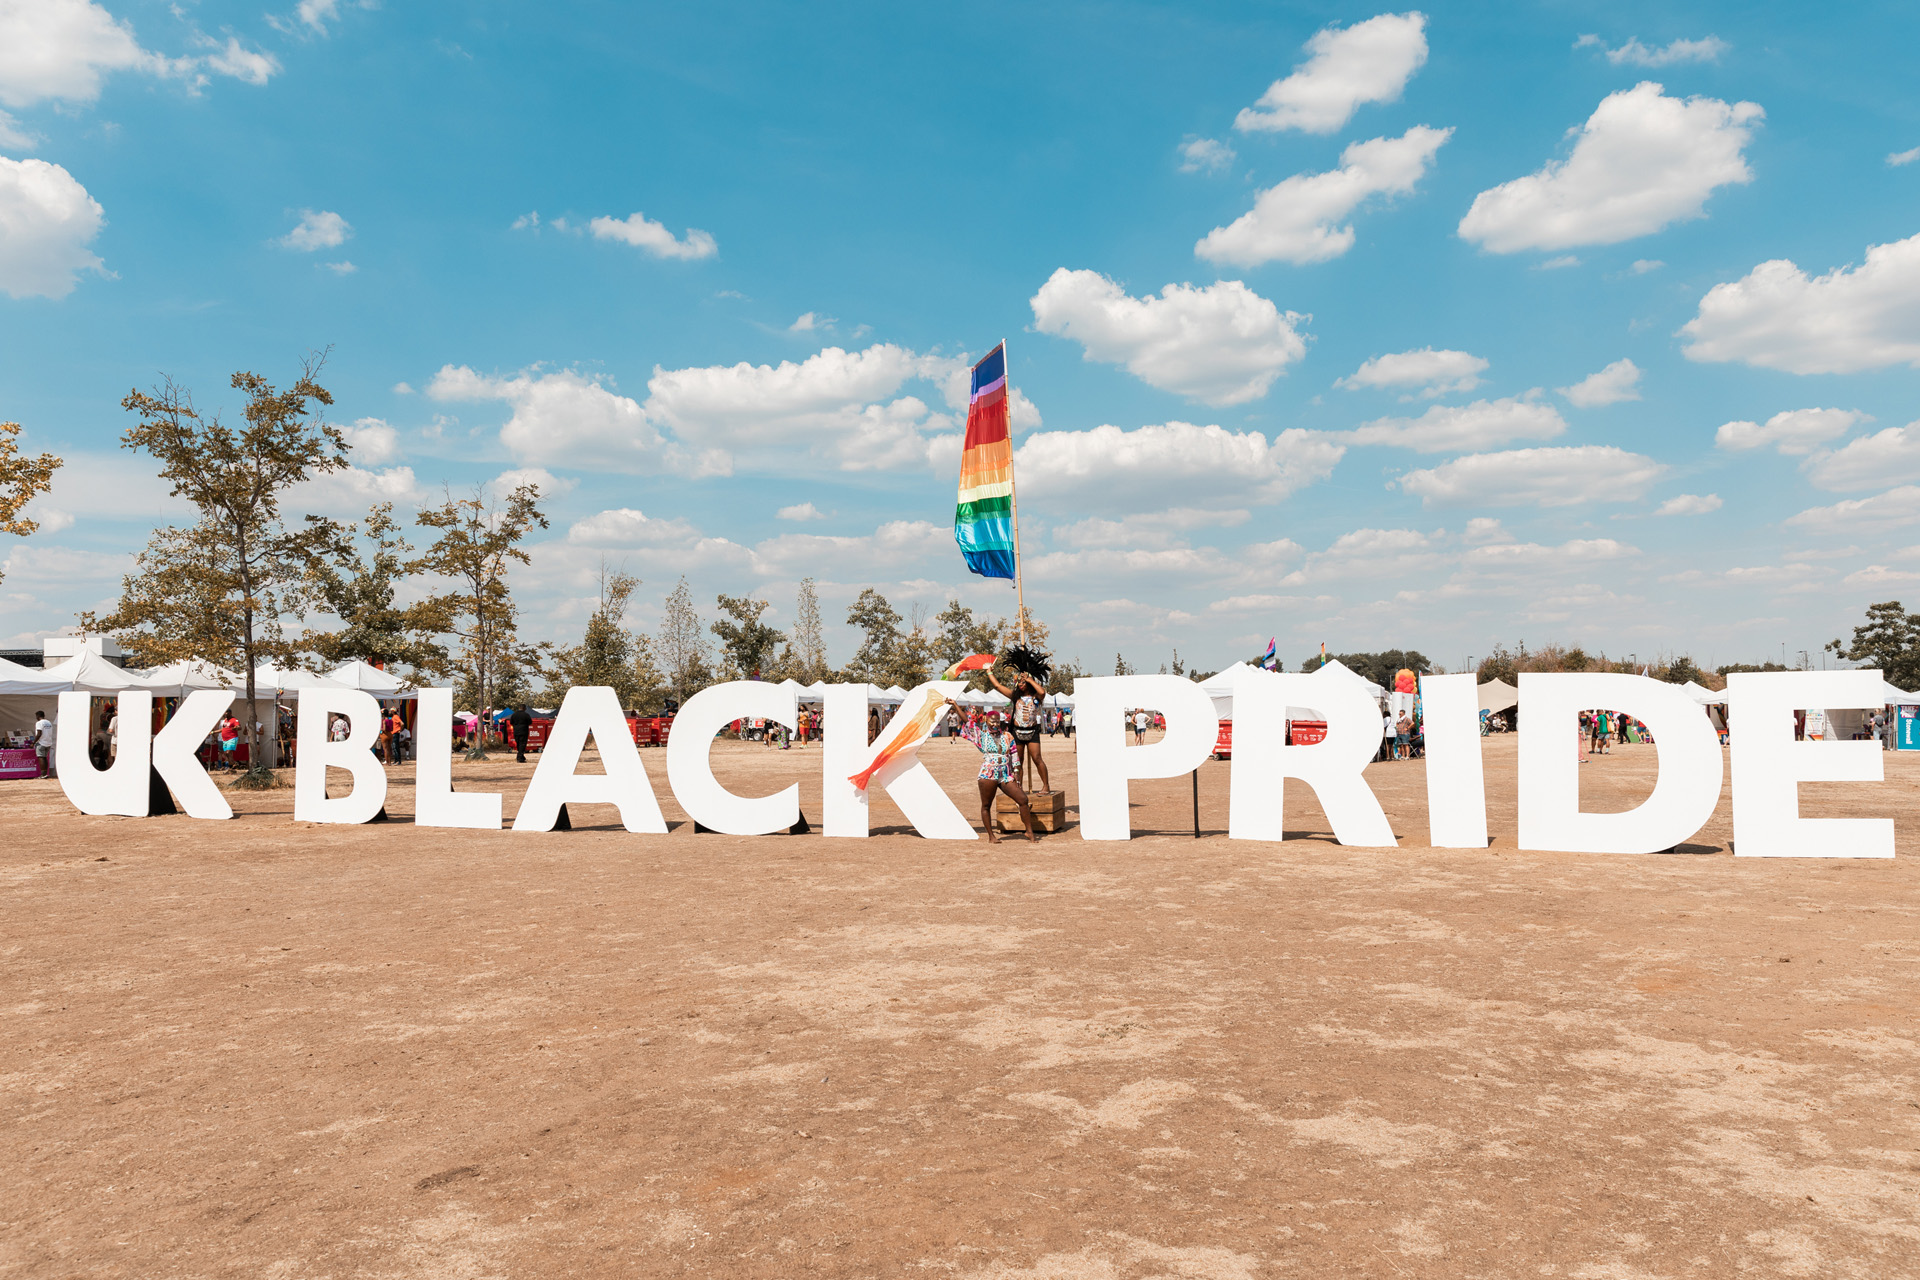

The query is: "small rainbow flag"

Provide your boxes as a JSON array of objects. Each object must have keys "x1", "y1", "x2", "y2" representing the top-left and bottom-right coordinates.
[{"x1": 954, "y1": 344, "x2": 1015, "y2": 580}]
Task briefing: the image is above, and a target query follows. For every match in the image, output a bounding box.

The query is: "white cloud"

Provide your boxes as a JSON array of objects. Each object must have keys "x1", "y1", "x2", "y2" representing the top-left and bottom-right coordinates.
[
  {"x1": 777, "y1": 502, "x2": 827, "y2": 521},
  {"x1": 1283, "y1": 526, "x2": 1450, "y2": 584},
  {"x1": 1336, "y1": 347, "x2": 1487, "y2": 398},
  {"x1": 288, "y1": 465, "x2": 425, "y2": 517},
  {"x1": 1631, "y1": 258, "x2": 1664, "y2": 274},
  {"x1": 0, "y1": 156, "x2": 104, "y2": 299},
  {"x1": 749, "y1": 520, "x2": 950, "y2": 578},
  {"x1": 1805, "y1": 423, "x2": 1920, "y2": 492},
  {"x1": 1557, "y1": 357, "x2": 1642, "y2": 407},
  {"x1": 1655, "y1": 493, "x2": 1722, "y2": 516},
  {"x1": 281, "y1": 209, "x2": 349, "y2": 251},
  {"x1": 1052, "y1": 508, "x2": 1248, "y2": 551},
  {"x1": 0, "y1": 1, "x2": 277, "y2": 110},
  {"x1": 1785, "y1": 486, "x2": 1920, "y2": 532},
  {"x1": 492, "y1": 466, "x2": 575, "y2": 498},
  {"x1": 567, "y1": 508, "x2": 710, "y2": 548},
  {"x1": 201, "y1": 36, "x2": 279, "y2": 85},
  {"x1": 1235, "y1": 12, "x2": 1429, "y2": 135},
  {"x1": 0, "y1": 110, "x2": 29, "y2": 149},
  {"x1": 1575, "y1": 34, "x2": 1728, "y2": 67},
  {"x1": 341, "y1": 417, "x2": 399, "y2": 465},
  {"x1": 1016, "y1": 422, "x2": 1343, "y2": 508},
  {"x1": 644, "y1": 343, "x2": 956, "y2": 471},
  {"x1": 788, "y1": 311, "x2": 833, "y2": 332},
  {"x1": 1679, "y1": 233, "x2": 1920, "y2": 373},
  {"x1": 0, "y1": 0, "x2": 156, "y2": 107},
  {"x1": 0, "y1": 542, "x2": 131, "y2": 587},
  {"x1": 1396, "y1": 445, "x2": 1664, "y2": 507},
  {"x1": 1178, "y1": 138, "x2": 1234, "y2": 173},
  {"x1": 1346, "y1": 394, "x2": 1566, "y2": 452},
  {"x1": 1845, "y1": 564, "x2": 1920, "y2": 587},
  {"x1": 323, "y1": 260, "x2": 355, "y2": 274},
  {"x1": 588, "y1": 211, "x2": 717, "y2": 261},
  {"x1": 1890, "y1": 147, "x2": 1920, "y2": 168},
  {"x1": 427, "y1": 364, "x2": 710, "y2": 477},
  {"x1": 1198, "y1": 125, "x2": 1451, "y2": 267},
  {"x1": 297, "y1": 0, "x2": 340, "y2": 31},
  {"x1": 1537, "y1": 255, "x2": 1581, "y2": 270},
  {"x1": 1458, "y1": 83, "x2": 1762, "y2": 253},
  {"x1": 1713, "y1": 408, "x2": 1865, "y2": 456},
  {"x1": 1029, "y1": 269, "x2": 1307, "y2": 405}
]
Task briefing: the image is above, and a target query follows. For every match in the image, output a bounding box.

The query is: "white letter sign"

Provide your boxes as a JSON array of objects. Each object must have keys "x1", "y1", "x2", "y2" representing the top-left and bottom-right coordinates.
[{"x1": 1728, "y1": 670, "x2": 1894, "y2": 858}]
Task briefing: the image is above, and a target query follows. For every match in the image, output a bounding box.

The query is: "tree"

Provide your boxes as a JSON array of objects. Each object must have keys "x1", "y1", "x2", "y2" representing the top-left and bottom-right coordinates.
[
  {"x1": 1828, "y1": 601, "x2": 1920, "y2": 688},
  {"x1": 712, "y1": 593, "x2": 786, "y2": 679},
  {"x1": 933, "y1": 597, "x2": 1005, "y2": 688},
  {"x1": 87, "y1": 521, "x2": 248, "y2": 668},
  {"x1": 1663, "y1": 656, "x2": 1704, "y2": 686},
  {"x1": 999, "y1": 606, "x2": 1050, "y2": 653},
  {"x1": 1170, "y1": 649, "x2": 1185, "y2": 678},
  {"x1": 792, "y1": 577, "x2": 828, "y2": 682},
  {"x1": 416, "y1": 482, "x2": 549, "y2": 740},
  {"x1": 0, "y1": 421, "x2": 61, "y2": 585},
  {"x1": 1114, "y1": 653, "x2": 1135, "y2": 676},
  {"x1": 302, "y1": 503, "x2": 450, "y2": 676},
  {"x1": 116, "y1": 358, "x2": 347, "y2": 783},
  {"x1": 1307, "y1": 650, "x2": 1431, "y2": 688},
  {"x1": 656, "y1": 576, "x2": 711, "y2": 708},
  {"x1": 843, "y1": 588, "x2": 903, "y2": 684},
  {"x1": 544, "y1": 565, "x2": 661, "y2": 709}
]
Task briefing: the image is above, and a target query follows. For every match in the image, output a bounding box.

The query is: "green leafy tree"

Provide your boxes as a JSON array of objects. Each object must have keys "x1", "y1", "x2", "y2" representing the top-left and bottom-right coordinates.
[
  {"x1": 302, "y1": 503, "x2": 450, "y2": 677},
  {"x1": 416, "y1": 483, "x2": 549, "y2": 741},
  {"x1": 114, "y1": 357, "x2": 347, "y2": 783},
  {"x1": 1302, "y1": 650, "x2": 1431, "y2": 688},
  {"x1": 712, "y1": 592, "x2": 786, "y2": 679},
  {"x1": 0, "y1": 421, "x2": 61, "y2": 585},
  {"x1": 88, "y1": 521, "x2": 248, "y2": 669},
  {"x1": 545, "y1": 566, "x2": 661, "y2": 709},
  {"x1": 1827, "y1": 601, "x2": 1920, "y2": 688},
  {"x1": 933, "y1": 597, "x2": 1005, "y2": 688},
  {"x1": 1663, "y1": 656, "x2": 1704, "y2": 685},
  {"x1": 842, "y1": 587, "x2": 903, "y2": 684}
]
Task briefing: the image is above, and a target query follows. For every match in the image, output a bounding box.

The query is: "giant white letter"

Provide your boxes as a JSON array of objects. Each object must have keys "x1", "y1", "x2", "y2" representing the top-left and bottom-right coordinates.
[
  {"x1": 57, "y1": 690, "x2": 151, "y2": 817},
  {"x1": 1421, "y1": 672, "x2": 1488, "y2": 848},
  {"x1": 513, "y1": 685, "x2": 667, "y2": 832},
  {"x1": 1518, "y1": 673, "x2": 1722, "y2": 854},
  {"x1": 1728, "y1": 670, "x2": 1893, "y2": 859},
  {"x1": 153, "y1": 689, "x2": 235, "y2": 819},
  {"x1": 414, "y1": 687, "x2": 501, "y2": 829},
  {"x1": 822, "y1": 681, "x2": 976, "y2": 839},
  {"x1": 1228, "y1": 668, "x2": 1396, "y2": 846},
  {"x1": 293, "y1": 688, "x2": 389, "y2": 825},
  {"x1": 666, "y1": 680, "x2": 800, "y2": 835},
  {"x1": 1075, "y1": 674, "x2": 1218, "y2": 840}
]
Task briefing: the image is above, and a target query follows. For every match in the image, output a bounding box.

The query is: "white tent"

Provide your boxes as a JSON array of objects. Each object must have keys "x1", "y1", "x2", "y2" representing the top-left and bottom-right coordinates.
[
  {"x1": 139, "y1": 658, "x2": 250, "y2": 697},
  {"x1": 883, "y1": 684, "x2": 911, "y2": 701},
  {"x1": 328, "y1": 660, "x2": 419, "y2": 699},
  {"x1": 1478, "y1": 678, "x2": 1519, "y2": 713},
  {"x1": 1682, "y1": 680, "x2": 1727, "y2": 706},
  {"x1": 1200, "y1": 661, "x2": 1359, "y2": 721},
  {"x1": 1885, "y1": 682, "x2": 1920, "y2": 705},
  {"x1": 797, "y1": 680, "x2": 829, "y2": 704},
  {"x1": 0, "y1": 653, "x2": 170, "y2": 745},
  {"x1": 254, "y1": 664, "x2": 358, "y2": 695}
]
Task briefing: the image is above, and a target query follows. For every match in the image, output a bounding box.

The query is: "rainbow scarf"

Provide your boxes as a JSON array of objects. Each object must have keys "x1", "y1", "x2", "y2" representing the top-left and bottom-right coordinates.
[
  {"x1": 848, "y1": 655, "x2": 995, "y2": 791},
  {"x1": 954, "y1": 344, "x2": 1015, "y2": 579}
]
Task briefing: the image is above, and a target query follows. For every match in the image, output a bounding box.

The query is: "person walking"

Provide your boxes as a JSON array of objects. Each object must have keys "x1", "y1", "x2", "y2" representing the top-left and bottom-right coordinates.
[
  {"x1": 509, "y1": 704, "x2": 533, "y2": 763},
  {"x1": 1132, "y1": 708, "x2": 1150, "y2": 744}
]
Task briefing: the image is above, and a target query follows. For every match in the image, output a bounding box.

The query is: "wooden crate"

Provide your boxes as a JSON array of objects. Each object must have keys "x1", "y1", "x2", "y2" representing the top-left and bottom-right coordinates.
[{"x1": 995, "y1": 788, "x2": 1067, "y2": 833}]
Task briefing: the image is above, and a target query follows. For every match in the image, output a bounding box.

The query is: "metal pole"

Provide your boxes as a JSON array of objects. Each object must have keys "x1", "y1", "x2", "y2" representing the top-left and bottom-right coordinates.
[
  {"x1": 1003, "y1": 337, "x2": 1027, "y2": 646},
  {"x1": 1191, "y1": 768, "x2": 1200, "y2": 838}
]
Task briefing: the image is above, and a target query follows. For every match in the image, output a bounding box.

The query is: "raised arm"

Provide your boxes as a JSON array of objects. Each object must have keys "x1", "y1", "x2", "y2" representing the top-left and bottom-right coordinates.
[{"x1": 983, "y1": 668, "x2": 1013, "y2": 697}]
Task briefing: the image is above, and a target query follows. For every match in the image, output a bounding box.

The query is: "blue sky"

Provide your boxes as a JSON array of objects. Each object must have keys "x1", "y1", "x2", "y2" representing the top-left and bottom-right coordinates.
[{"x1": 3, "y1": 0, "x2": 1920, "y2": 675}]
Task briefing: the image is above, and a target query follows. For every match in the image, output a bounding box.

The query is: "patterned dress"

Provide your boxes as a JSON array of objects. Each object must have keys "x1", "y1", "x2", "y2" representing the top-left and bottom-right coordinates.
[{"x1": 962, "y1": 722, "x2": 1015, "y2": 783}]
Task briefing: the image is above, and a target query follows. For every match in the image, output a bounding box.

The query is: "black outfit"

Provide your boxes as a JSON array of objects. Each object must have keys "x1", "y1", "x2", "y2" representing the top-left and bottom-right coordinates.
[{"x1": 509, "y1": 708, "x2": 533, "y2": 762}]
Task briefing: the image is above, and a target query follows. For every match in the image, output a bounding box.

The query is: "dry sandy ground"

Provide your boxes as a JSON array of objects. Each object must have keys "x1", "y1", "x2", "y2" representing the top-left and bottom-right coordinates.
[{"x1": 4, "y1": 732, "x2": 1919, "y2": 1279}]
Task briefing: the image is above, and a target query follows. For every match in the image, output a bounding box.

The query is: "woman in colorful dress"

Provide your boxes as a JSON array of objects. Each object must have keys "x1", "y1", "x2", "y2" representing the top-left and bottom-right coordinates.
[
  {"x1": 984, "y1": 645, "x2": 1052, "y2": 794},
  {"x1": 944, "y1": 701, "x2": 1039, "y2": 843}
]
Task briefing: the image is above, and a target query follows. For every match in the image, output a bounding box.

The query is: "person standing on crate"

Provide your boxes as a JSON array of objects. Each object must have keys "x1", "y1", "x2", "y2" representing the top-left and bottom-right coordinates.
[
  {"x1": 985, "y1": 645, "x2": 1052, "y2": 795},
  {"x1": 943, "y1": 700, "x2": 1038, "y2": 843}
]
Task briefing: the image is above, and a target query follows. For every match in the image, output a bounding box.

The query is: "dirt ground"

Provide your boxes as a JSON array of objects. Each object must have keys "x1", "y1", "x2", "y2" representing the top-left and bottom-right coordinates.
[{"x1": 4, "y1": 730, "x2": 1919, "y2": 1279}]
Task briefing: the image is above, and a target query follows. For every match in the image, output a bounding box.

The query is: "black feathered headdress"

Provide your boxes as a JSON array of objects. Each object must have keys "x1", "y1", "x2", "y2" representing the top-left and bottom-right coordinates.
[{"x1": 1002, "y1": 644, "x2": 1051, "y2": 683}]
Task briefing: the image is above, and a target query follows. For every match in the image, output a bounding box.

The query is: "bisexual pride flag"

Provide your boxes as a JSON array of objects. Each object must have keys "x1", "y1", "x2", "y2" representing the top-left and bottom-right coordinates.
[{"x1": 954, "y1": 344, "x2": 1016, "y2": 580}]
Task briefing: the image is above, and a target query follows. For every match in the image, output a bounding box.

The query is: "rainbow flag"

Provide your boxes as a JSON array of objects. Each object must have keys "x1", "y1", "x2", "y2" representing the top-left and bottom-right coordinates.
[{"x1": 954, "y1": 344, "x2": 1015, "y2": 579}]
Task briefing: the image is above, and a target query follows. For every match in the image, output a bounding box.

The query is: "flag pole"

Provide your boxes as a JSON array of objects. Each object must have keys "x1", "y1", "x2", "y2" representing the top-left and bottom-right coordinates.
[{"x1": 1003, "y1": 337, "x2": 1027, "y2": 645}]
